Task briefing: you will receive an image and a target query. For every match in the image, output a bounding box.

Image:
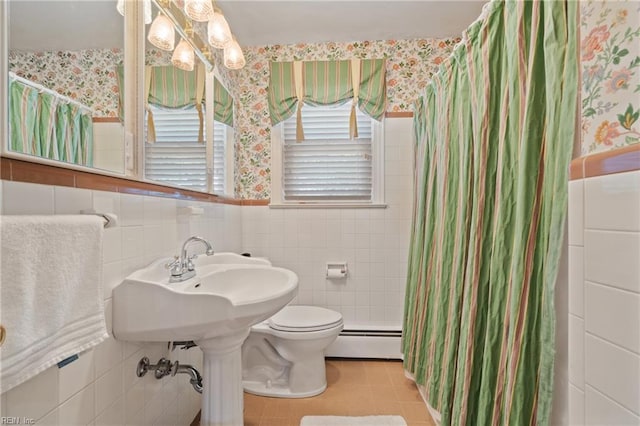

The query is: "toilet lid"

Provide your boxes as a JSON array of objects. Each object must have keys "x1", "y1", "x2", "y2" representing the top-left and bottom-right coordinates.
[{"x1": 268, "y1": 306, "x2": 343, "y2": 332}]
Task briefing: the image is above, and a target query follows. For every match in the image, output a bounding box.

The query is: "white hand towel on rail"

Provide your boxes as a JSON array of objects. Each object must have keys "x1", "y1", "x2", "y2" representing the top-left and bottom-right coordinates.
[{"x1": 0, "y1": 215, "x2": 109, "y2": 393}]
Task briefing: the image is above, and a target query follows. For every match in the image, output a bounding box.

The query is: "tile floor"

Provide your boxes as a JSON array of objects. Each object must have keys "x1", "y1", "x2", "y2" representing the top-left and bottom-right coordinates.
[{"x1": 243, "y1": 359, "x2": 436, "y2": 426}]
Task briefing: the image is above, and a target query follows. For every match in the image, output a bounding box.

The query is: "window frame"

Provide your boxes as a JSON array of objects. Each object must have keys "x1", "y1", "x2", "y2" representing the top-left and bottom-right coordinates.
[
  {"x1": 219, "y1": 122, "x2": 235, "y2": 196},
  {"x1": 270, "y1": 106, "x2": 385, "y2": 208},
  {"x1": 144, "y1": 104, "x2": 234, "y2": 196}
]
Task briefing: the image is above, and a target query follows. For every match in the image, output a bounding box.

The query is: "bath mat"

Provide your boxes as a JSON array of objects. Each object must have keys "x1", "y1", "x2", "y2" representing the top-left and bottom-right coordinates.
[{"x1": 300, "y1": 415, "x2": 407, "y2": 426}]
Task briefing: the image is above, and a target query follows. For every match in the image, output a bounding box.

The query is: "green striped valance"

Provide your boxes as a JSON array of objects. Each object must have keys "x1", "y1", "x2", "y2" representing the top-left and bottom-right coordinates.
[
  {"x1": 147, "y1": 65, "x2": 201, "y2": 109},
  {"x1": 214, "y1": 78, "x2": 233, "y2": 127},
  {"x1": 117, "y1": 65, "x2": 234, "y2": 134},
  {"x1": 268, "y1": 58, "x2": 386, "y2": 141}
]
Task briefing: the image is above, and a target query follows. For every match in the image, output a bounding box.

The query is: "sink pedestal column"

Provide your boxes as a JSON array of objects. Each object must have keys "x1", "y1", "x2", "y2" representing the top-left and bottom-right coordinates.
[{"x1": 197, "y1": 329, "x2": 250, "y2": 426}]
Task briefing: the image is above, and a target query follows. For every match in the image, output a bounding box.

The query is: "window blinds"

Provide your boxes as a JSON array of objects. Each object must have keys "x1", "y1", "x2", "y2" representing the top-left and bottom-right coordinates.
[
  {"x1": 145, "y1": 105, "x2": 225, "y2": 192},
  {"x1": 282, "y1": 103, "x2": 373, "y2": 201}
]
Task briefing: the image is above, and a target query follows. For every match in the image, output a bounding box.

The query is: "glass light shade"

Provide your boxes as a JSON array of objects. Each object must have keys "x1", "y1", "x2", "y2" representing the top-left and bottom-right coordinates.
[
  {"x1": 207, "y1": 11, "x2": 232, "y2": 49},
  {"x1": 148, "y1": 13, "x2": 175, "y2": 51},
  {"x1": 116, "y1": 0, "x2": 152, "y2": 24},
  {"x1": 171, "y1": 39, "x2": 195, "y2": 71},
  {"x1": 224, "y1": 38, "x2": 245, "y2": 70},
  {"x1": 184, "y1": 0, "x2": 213, "y2": 22}
]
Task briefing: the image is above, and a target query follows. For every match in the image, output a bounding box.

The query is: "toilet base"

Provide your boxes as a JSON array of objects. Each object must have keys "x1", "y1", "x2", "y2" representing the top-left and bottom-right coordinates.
[
  {"x1": 243, "y1": 380, "x2": 326, "y2": 398},
  {"x1": 243, "y1": 350, "x2": 329, "y2": 398}
]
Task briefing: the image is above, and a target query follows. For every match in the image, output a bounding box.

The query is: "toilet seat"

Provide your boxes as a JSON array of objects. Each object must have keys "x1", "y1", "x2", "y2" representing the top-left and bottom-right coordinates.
[{"x1": 268, "y1": 306, "x2": 343, "y2": 332}]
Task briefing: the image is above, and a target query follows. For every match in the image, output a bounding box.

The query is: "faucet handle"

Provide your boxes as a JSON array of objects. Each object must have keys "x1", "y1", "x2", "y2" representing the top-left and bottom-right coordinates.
[
  {"x1": 165, "y1": 255, "x2": 180, "y2": 270},
  {"x1": 187, "y1": 254, "x2": 198, "y2": 271}
]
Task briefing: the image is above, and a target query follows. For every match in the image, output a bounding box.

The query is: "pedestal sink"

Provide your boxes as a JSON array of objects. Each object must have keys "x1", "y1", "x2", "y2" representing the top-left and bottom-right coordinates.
[{"x1": 112, "y1": 253, "x2": 298, "y2": 426}]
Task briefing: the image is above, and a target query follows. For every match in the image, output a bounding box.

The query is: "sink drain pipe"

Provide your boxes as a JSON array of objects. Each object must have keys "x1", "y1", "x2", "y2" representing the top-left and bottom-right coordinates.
[
  {"x1": 172, "y1": 361, "x2": 203, "y2": 393},
  {"x1": 136, "y1": 357, "x2": 203, "y2": 394}
]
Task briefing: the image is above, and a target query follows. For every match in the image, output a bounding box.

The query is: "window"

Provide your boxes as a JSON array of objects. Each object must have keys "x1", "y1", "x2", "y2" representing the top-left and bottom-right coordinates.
[
  {"x1": 271, "y1": 103, "x2": 384, "y2": 206},
  {"x1": 145, "y1": 105, "x2": 230, "y2": 194}
]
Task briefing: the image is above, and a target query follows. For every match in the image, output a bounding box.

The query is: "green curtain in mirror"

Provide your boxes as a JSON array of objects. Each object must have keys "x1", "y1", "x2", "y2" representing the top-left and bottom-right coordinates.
[
  {"x1": 403, "y1": 1, "x2": 578, "y2": 425},
  {"x1": 9, "y1": 78, "x2": 94, "y2": 167}
]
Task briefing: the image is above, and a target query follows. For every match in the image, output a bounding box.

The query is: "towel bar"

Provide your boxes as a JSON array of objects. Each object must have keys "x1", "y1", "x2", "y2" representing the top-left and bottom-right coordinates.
[
  {"x1": 96, "y1": 213, "x2": 116, "y2": 228},
  {"x1": 80, "y1": 210, "x2": 118, "y2": 229}
]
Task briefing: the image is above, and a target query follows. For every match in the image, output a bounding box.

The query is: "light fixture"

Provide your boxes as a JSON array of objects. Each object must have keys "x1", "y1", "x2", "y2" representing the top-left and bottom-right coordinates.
[
  {"x1": 116, "y1": 0, "x2": 153, "y2": 25},
  {"x1": 207, "y1": 8, "x2": 232, "y2": 49},
  {"x1": 224, "y1": 37, "x2": 246, "y2": 70},
  {"x1": 148, "y1": 12, "x2": 175, "y2": 51},
  {"x1": 172, "y1": 22, "x2": 195, "y2": 71},
  {"x1": 172, "y1": 39, "x2": 195, "y2": 71},
  {"x1": 184, "y1": 0, "x2": 213, "y2": 22},
  {"x1": 122, "y1": 0, "x2": 245, "y2": 71}
]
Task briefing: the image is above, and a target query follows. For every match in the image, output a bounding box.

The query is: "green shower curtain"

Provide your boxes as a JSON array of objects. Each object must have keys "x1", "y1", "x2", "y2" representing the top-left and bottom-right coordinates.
[
  {"x1": 402, "y1": 1, "x2": 578, "y2": 425},
  {"x1": 9, "y1": 78, "x2": 94, "y2": 167}
]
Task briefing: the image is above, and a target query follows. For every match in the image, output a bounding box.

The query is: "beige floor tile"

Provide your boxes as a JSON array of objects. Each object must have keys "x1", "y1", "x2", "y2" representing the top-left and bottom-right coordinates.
[
  {"x1": 394, "y1": 381, "x2": 424, "y2": 403},
  {"x1": 261, "y1": 398, "x2": 292, "y2": 418},
  {"x1": 243, "y1": 359, "x2": 435, "y2": 425},
  {"x1": 369, "y1": 384, "x2": 399, "y2": 402},
  {"x1": 401, "y1": 401, "x2": 433, "y2": 423}
]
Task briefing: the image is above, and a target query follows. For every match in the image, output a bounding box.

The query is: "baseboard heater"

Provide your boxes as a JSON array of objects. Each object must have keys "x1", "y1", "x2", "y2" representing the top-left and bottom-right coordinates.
[{"x1": 325, "y1": 328, "x2": 403, "y2": 360}]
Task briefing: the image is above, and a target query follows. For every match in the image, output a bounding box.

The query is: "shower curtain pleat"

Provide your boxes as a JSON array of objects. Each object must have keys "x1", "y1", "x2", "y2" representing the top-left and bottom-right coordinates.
[
  {"x1": 402, "y1": 1, "x2": 578, "y2": 425},
  {"x1": 9, "y1": 78, "x2": 94, "y2": 167}
]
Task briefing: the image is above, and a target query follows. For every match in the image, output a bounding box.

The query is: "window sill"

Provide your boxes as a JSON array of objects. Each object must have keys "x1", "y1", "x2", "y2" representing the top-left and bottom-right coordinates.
[{"x1": 269, "y1": 202, "x2": 387, "y2": 209}]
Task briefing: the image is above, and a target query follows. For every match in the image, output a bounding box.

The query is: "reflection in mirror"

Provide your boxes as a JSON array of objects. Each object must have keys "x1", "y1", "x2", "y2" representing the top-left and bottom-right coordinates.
[
  {"x1": 7, "y1": 0, "x2": 126, "y2": 174},
  {"x1": 143, "y1": 0, "x2": 234, "y2": 193}
]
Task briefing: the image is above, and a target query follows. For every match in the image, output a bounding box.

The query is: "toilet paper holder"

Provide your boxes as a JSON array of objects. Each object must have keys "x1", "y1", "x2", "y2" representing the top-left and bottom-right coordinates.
[{"x1": 326, "y1": 262, "x2": 348, "y2": 278}]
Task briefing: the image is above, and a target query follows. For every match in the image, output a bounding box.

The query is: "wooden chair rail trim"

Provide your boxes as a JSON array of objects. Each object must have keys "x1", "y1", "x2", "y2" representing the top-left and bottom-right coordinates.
[
  {"x1": 0, "y1": 157, "x2": 271, "y2": 205},
  {"x1": 570, "y1": 144, "x2": 640, "y2": 180}
]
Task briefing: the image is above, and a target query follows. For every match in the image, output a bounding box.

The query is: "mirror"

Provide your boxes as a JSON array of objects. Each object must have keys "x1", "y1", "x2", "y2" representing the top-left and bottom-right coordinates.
[
  {"x1": 7, "y1": 0, "x2": 127, "y2": 174},
  {"x1": 142, "y1": 0, "x2": 233, "y2": 194}
]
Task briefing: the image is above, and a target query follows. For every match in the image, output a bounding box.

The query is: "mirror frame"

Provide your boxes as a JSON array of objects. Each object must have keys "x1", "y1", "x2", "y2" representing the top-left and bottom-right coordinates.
[{"x1": 0, "y1": 0, "x2": 228, "y2": 197}]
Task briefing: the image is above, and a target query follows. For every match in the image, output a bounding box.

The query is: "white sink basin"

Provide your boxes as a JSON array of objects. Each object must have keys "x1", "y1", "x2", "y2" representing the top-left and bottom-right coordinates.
[
  {"x1": 112, "y1": 254, "x2": 297, "y2": 342},
  {"x1": 193, "y1": 252, "x2": 271, "y2": 267},
  {"x1": 112, "y1": 251, "x2": 298, "y2": 426}
]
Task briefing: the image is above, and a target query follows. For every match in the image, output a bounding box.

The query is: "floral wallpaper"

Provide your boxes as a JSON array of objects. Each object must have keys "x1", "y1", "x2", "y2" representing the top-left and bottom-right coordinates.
[
  {"x1": 581, "y1": 0, "x2": 640, "y2": 155},
  {"x1": 223, "y1": 38, "x2": 459, "y2": 199},
  {"x1": 9, "y1": 49, "x2": 124, "y2": 118},
  {"x1": 9, "y1": 48, "x2": 175, "y2": 118},
  {"x1": 9, "y1": 39, "x2": 458, "y2": 199}
]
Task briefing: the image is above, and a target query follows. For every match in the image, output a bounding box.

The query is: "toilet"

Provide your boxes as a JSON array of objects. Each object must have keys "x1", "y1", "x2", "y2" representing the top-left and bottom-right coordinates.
[{"x1": 241, "y1": 305, "x2": 343, "y2": 398}]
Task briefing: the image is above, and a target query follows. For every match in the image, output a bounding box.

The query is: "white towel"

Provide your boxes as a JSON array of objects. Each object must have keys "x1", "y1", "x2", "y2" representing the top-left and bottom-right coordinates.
[{"x1": 0, "y1": 215, "x2": 109, "y2": 393}]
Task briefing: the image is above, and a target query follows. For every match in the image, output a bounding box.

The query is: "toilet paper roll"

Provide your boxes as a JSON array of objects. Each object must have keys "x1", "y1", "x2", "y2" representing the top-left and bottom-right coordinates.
[{"x1": 327, "y1": 269, "x2": 347, "y2": 278}]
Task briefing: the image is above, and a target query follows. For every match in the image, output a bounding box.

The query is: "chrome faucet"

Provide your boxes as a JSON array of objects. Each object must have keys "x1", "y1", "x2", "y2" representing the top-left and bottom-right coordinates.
[{"x1": 166, "y1": 236, "x2": 214, "y2": 282}]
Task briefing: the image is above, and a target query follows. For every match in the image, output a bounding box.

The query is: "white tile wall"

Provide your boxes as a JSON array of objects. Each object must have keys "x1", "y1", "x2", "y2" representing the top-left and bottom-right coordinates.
[
  {"x1": 569, "y1": 315, "x2": 585, "y2": 389},
  {"x1": 567, "y1": 179, "x2": 586, "y2": 421},
  {"x1": 585, "y1": 281, "x2": 640, "y2": 354},
  {"x1": 585, "y1": 386, "x2": 640, "y2": 426},
  {"x1": 585, "y1": 334, "x2": 640, "y2": 415},
  {"x1": 569, "y1": 170, "x2": 640, "y2": 426},
  {"x1": 2, "y1": 181, "x2": 54, "y2": 215},
  {"x1": 569, "y1": 384, "x2": 585, "y2": 426},
  {"x1": 241, "y1": 118, "x2": 414, "y2": 329},
  {"x1": 585, "y1": 171, "x2": 640, "y2": 232},
  {"x1": 568, "y1": 246, "x2": 584, "y2": 317},
  {"x1": 93, "y1": 122, "x2": 125, "y2": 175},
  {"x1": 59, "y1": 350, "x2": 94, "y2": 404},
  {"x1": 568, "y1": 180, "x2": 584, "y2": 246},
  {"x1": 1, "y1": 180, "x2": 242, "y2": 425},
  {"x1": 584, "y1": 230, "x2": 640, "y2": 293}
]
